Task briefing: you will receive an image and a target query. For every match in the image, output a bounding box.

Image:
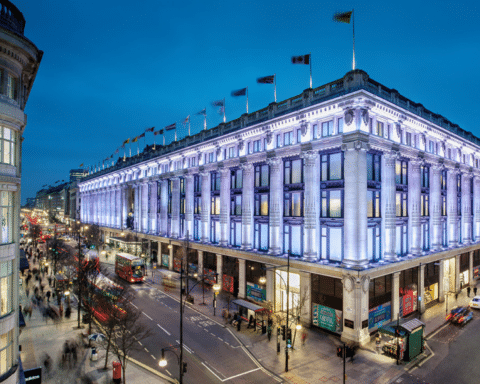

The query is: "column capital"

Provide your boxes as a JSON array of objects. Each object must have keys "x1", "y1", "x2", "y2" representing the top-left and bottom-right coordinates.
[
  {"x1": 240, "y1": 162, "x2": 254, "y2": 174},
  {"x1": 267, "y1": 156, "x2": 282, "y2": 169},
  {"x1": 384, "y1": 150, "x2": 400, "y2": 166},
  {"x1": 341, "y1": 139, "x2": 370, "y2": 152},
  {"x1": 300, "y1": 150, "x2": 318, "y2": 164},
  {"x1": 219, "y1": 167, "x2": 230, "y2": 176}
]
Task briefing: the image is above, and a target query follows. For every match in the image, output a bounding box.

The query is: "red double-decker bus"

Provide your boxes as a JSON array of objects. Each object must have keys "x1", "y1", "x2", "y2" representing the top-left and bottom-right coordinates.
[{"x1": 115, "y1": 253, "x2": 145, "y2": 283}]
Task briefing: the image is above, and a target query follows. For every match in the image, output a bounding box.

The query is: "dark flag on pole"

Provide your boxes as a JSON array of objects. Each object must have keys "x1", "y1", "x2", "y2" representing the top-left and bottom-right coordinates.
[
  {"x1": 231, "y1": 88, "x2": 247, "y2": 97},
  {"x1": 79, "y1": 163, "x2": 84, "y2": 167},
  {"x1": 145, "y1": 127, "x2": 155, "y2": 133},
  {"x1": 154, "y1": 129, "x2": 164, "y2": 135},
  {"x1": 138, "y1": 133, "x2": 145, "y2": 138},
  {"x1": 291, "y1": 54, "x2": 310, "y2": 64},
  {"x1": 196, "y1": 108, "x2": 206, "y2": 116},
  {"x1": 257, "y1": 75, "x2": 275, "y2": 84},
  {"x1": 165, "y1": 123, "x2": 176, "y2": 131},
  {"x1": 211, "y1": 100, "x2": 224, "y2": 107},
  {"x1": 333, "y1": 10, "x2": 352, "y2": 23}
]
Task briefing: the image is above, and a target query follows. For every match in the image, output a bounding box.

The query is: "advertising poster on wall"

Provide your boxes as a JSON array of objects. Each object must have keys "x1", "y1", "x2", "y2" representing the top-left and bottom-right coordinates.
[
  {"x1": 368, "y1": 302, "x2": 391, "y2": 329},
  {"x1": 399, "y1": 286, "x2": 417, "y2": 317},
  {"x1": 312, "y1": 303, "x2": 343, "y2": 333},
  {"x1": 161, "y1": 254, "x2": 169, "y2": 268},
  {"x1": 222, "y1": 274, "x2": 234, "y2": 293},
  {"x1": 204, "y1": 269, "x2": 216, "y2": 285},
  {"x1": 173, "y1": 258, "x2": 181, "y2": 272},
  {"x1": 246, "y1": 283, "x2": 266, "y2": 302},
  {"x1": 475, "y1": 267, "x2": 480, "y2": 279}
]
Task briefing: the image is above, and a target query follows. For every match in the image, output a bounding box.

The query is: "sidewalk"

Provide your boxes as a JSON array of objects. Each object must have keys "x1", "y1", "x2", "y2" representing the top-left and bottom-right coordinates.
[{"x1": 19, "y1": 255, "x2": 170, "y2": 384}]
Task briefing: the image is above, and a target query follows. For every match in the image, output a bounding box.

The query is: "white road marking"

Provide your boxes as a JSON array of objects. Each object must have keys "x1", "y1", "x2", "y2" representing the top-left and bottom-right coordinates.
[
  {"x1": 130, "y1": 303, "x2": 138, "y2": 309},
  {"x1": 151, "y1": 354, "x2": 156, "y2": 360},
  {"x1": 138, "y1": 341, "x2": 143, "y2": 346},
  {"x1": 218, "y1": 337, "x2": 223, "y2": 341},
  {"x1": 144, "y1": 347, "x2": 149, "y2": 353},
  {"x1": 157, "y1": 324, "x2": 171, "y2": 336},
  {"x1": 166, "y1": 369, "x2": 172, "y2": 376},
  {"x1": 175, "y1": 340, "x2": 193, "y2": 354},
  {"x1": 142, "y1": 312, "x2": 152, "y2": 320}
]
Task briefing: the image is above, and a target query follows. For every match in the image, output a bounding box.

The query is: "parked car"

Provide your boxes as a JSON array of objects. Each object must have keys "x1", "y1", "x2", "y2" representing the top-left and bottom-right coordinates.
[
  {"x1": 453, "y1": 307, "x2": 473, "y2": 325},
  {"x1": 469, "y1": 296, "x2": 480, "y2": 309},
  {"x1": 451, "y1": 307, "x2": 470, "y2": 323},
  {"x1": 446, "y1": 306, "x2": 465, "y2": 321}
]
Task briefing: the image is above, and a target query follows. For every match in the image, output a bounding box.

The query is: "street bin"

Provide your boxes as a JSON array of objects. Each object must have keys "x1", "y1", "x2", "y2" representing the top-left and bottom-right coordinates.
[{"x1": 113, "y1": 361, "x2": 122, "y2": 384}]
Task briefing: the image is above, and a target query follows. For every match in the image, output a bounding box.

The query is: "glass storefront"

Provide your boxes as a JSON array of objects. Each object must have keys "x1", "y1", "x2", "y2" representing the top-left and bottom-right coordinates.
[{"x1": 275, "y1": 270, "x2": 300, "y2": 315}]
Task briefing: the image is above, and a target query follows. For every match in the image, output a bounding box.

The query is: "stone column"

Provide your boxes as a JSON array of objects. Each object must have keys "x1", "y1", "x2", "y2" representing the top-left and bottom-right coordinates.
[
  {"x1": 302, "y1": 151, "x2": 318, "y2": 261},
  {"x1": 216, "y1": 254, "x2": 223, "y2": 290},
  {"x1": 238, "y1": 259, "x2": 246, "y2": 299},
  {"x1": 142, "y1": 183, "x2": 149, "y2": 233},
  {"x1": 418, "y1": 264, "x2": 425, "y2": 314},
  {"x1": 160, "y1": 179, "x2": 168, "y2": 236},
  {"x1": 409, "y1": 158, "x2": 422, "y2": 256},
  {"x1": 134, "y1": 185, "x2": 140, "y2": 232},
  {"x1": 185, "y1": 175, "x2": 194, "y2": 239},
  {"x1": 219, "y1": 168, "x2": 231, "y2": 246},
  {"x1": 171, "y1": 177, "x2": 180, "y2": 238},
  {"x1": 121, "y1": 185, "x2": 128, "y2": 229},
  {"x1": 342, "y1": 135, "x2": 369, "y2": 268},
  {"x1": 168, "y1": 243, "x2": 173, "y2": 271},
  {"x1": 431, "y1": 164, "x2": 443, "y2": 250},
  {"x1": 197, "y1": 250, "x2": 204, "y2": 282},
  {"x1": 474, "y1": 175, "x2": 480, "y2": 242},
  {"x1": 157, "y1": 242, "x2": 161, "y2": 267},
  {"x1": 438, "y1": 259, "x2": 445, "y2": 302},
  {"x1": 298, "y1": 272, "x2": 311, "y2": 325},
  {"x1": 241, "y1": 163, "x2": 254, "y2": 250},
  {"x1": 268, "y1": 157, "x2": 282, "y2": 255},
  {"x1": 382, "y1": 151, "x2": 397, "y2": 261},
  {"x1": 149, "y1": 182, "x2": 157, "y2": 234},
  {"x1": 455, "y1": 254, "x2": 461, "y2": 293},
  {"x1": 266, "y1": 267, "x2": 275, "y2": 303},
  {"x1": 391, "y1": 272, "x2": 400, "y2": 321},
  {"x1": 201, "y1": 171, "x2": 211, "y2": 243},
  {"x1": 462, "y1": 173, "x2": 472, "y2": 244},
  {"x1": 470, "y1": 251, "x2": 474, "y2": 287},
  {"x1": 447, "y1": 167, "x2": 459, "y2": 247},
  {"x1": 341, "y1": 275, "x2": 370, "y2": 346}
]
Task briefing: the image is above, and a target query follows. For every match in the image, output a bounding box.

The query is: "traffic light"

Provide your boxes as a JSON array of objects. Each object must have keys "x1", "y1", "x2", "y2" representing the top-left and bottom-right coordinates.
[
  {"x1": 286, "y1": 328, "x2": 292, "y2": 343},
  {"x1": 395, "y1": 328, "x2": 400, "y2": 338},
  {"x1": 182, "y1": 362, "x2": 187, "y2": 373},
  {"x1": 282, "y1": 325, "x2": 286, "y2": 340}
]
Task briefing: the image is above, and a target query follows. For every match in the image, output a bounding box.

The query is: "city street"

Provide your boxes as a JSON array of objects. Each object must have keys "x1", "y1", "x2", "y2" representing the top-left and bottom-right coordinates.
[
  {"x1": 397, "y1": 309, "x2": 480, "y2": 384},
  {"x1": 101, "y1": 262, "x2": 283, "y2": 383}
]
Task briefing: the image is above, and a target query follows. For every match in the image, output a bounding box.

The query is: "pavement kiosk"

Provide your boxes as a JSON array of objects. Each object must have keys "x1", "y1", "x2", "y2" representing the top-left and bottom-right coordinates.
[
  {"x1": 231, "y1": 299, "x2": 267, "y2": 329},
  {"x1": 379, "y1": 318, "x2": 425, "y2": 362}
]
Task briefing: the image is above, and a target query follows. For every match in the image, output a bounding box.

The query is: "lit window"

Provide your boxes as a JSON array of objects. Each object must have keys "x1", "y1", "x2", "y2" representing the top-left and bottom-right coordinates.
[
  {"x1": 322, "y1": 121, "x2": 334, "y2": 137},
  {"x1": 0, "y1": 191, "x2": 13, "y2": 244},
  {"x1": 0, "y1": 128, "x2": 15, "y2": 166},
  {"x1": 6, "y1": 74, "x2": 17, "y2": 100}
]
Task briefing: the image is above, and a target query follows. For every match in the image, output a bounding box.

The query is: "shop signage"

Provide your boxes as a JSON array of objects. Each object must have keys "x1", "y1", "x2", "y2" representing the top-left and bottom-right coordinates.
[
  {"x1": 246, "y1": 283, "x2": 266, "y2": 302},
  {"x1": 204, "y1": 269, "x2": 216, "y2": 285},
  {"x1": 312, "y1": 303, "x2": 342, "y2": 333},
  {"x1": 188, "y1": 263, "x2": 197, "y2": 277},
  {"x1": 24, "y1": 367, "x2": 42, "y2": 383},
  {"x1": 222, "y1": 274, "x2": 234, "y2": 293},
  {"x1": 344, "y1": 319, "x2": 354, "y2": 329},
  {"x1": 474, "y1": 267, "x2": 480, "y2": 279},
  {"x1": 368, "y1": 302, "x2": 391, "y2": 329},
  {"x1": 161, "y1": 254, "x2": 169, "y2": 268}
]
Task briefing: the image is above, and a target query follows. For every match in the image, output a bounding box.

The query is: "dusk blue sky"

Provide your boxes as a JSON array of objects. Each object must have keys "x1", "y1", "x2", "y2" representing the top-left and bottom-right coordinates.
[{"x1": 15, "y1": 0, "x2": 480, "y2": 204}]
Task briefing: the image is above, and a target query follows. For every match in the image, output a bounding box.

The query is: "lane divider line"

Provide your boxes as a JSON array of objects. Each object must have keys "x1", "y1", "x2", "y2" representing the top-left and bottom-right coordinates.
[
  {"x1": 143, "y1": 312, "x2": 153, "y2": 321},
  {"x1": 157, "y1": 324, "x2": 171, "y2": 336}
]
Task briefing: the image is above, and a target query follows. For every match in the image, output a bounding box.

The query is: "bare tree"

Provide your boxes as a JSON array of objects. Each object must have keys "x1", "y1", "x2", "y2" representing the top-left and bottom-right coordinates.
[
  {"x1": 29, "y1": 224, "x2": 42, "y2": 251},
  {"x1": 85, "y1": 224, "x2": 102, "y2": 252},
  {"x1": 46, "y1": 236, "x2": 69, "y2": 276},
  {"x1": 110, "y1": 303, "x2": 152, "y2": 384}
]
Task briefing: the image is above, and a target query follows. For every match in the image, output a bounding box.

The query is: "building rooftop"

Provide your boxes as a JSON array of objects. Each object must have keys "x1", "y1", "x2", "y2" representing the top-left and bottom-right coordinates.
[{"x1": 84, "y1": 69, "x2": 479, "y2": 181}]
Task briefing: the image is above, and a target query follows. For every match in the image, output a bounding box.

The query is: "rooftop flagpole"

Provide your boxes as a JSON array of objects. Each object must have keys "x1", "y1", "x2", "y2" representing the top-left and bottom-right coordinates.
[
  {"x1": 352, "y1": 9, "x2": 355, "y2": 70},
  {"x1": 204, "y1": 111, "x2": 207, "y2": 130},
  {"x1": 246, "y1": 87, "x2": 249, "y2": 114},
  {"x1": 223, "y1": 98, "x2": 226, "y2": 123},
  {"x1": 274, "y1": 74, "x2": 277, "y2": 103},
  {"x1": 310, "y1": 53, "x2": 312, "y2": 88}
]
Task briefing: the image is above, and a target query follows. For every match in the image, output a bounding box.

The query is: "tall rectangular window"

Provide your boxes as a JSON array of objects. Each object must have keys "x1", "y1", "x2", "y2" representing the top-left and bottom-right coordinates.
[
  {"x1": 255, "y1": 194, "x2": 269, "y2": 216},
  {"x1": 284, "y1": 192, "x2": 303, "y2": 217},
  {"x1": 367, "y1": 190, "x2": 381, "y2": 218},
  {"x1": 284, "y1": 159, "x2": 303, "y2": 184},
  {"x1": 231, "y1": 195, "x2": 242, "y2": 216},
  {"x1": 1, "y1": 191, "x2": 15, "y2": 243},
  {"x1": 322, "y1": 120, "x2": 334, "y2": 137},
  {"x1": 211, "y1": 196, "x2": 220, "y2": 215},
  {"x1": 6, "y1": 75, "x2": 16, "y2": 100},
  {"x1": 0, "y1": 260, "x2": 12, "y2": 316},
  {"x1": 367, "y1": 153, "x2": 381, "y2": 182},
  {"x1": 255, "y1": 164, "x2": 269, "y2": 187},
  {"x1": 321, "y1": 152, "x2": 343, "y2": 181},
  {"x1": 337, "y1": 117, "x2": 344, "y2": 134},
  {"x1": 0, "y1": 128, "x2": 15, "y2": 166},
  {"x1": 395, "y1": 160, "x2": 408, "y2": 185},
  {"x1": 231, "y1": 169, "x2": 243, "y2": 189},
  {"x1": 254, "y1": 222, "x2": 269, "y2": 251},
  {"x1": 284, "y1": 131, "x2": 293, "y2": 146},
  {"x1": 396, "y1": 192, "x2": 408, "y2": 217},
  {"x1": 253, "y1": 139, "x2": 261, "y2": 153},
  {"x1": 321, "y1": 190, "x2": 343, "y2": 218}
]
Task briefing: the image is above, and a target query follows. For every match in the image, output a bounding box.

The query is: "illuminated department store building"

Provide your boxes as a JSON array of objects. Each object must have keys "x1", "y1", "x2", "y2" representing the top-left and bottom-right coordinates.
[{"x1": 79, "y1": 70, "x2": 480, "y2": 345}]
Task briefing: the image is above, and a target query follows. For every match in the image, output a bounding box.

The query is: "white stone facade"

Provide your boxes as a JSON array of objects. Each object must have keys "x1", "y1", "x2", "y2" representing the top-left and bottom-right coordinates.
[{"x1": 80, "y1": 70, "x2": 480, "y2": 345}]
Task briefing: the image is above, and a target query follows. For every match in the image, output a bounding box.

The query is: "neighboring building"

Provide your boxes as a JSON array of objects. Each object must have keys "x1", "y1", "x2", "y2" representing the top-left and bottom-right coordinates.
[
  {"x1": 79, "y1": 69, "x2": 480, "y2": 345},
  {"x1": 69, "y1": 168, "x2": 87, "y2": 182},
  {"x1": 0, "y1": 1, "x2": 42, "y2": 383},
  {"x1": 35, "y1": 183, "x2": 67, "y2": 221},
  {"x1": 23, "y1": 198, "x2": 35, "y2": 209}
]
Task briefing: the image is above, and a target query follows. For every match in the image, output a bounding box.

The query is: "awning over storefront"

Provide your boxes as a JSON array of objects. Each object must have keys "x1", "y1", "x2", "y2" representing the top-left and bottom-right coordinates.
[{"x1": 231, "y1": 299, "x2": 266, "y2": 313}]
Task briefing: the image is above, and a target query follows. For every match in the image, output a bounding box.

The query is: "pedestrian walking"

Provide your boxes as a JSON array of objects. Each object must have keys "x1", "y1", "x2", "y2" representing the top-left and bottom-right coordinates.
[
  {"x1": 46, "y1": 291, "x2": 51, "y2": 303},
  {"x1": 455, "y1": 292, "x2": 459, "y2": 301},
  {"x1": 467, "y1": 286, "x2": 471, "y2": 297},
  {"x1": 301, "y1": 331, "x2": 307, "y2": 346},
  {"x1": 474, "y1": 287, "x2": 478, "y2": 296},
  {"x1": 43, "y1": 353, "x2": 51, "y2": 373},
  {"x1": 375, "y1": 333, "x2": 382, "y2": 354},
  {"x1": 47, "y1": 276, "x2": 52, "y2": 287}
]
